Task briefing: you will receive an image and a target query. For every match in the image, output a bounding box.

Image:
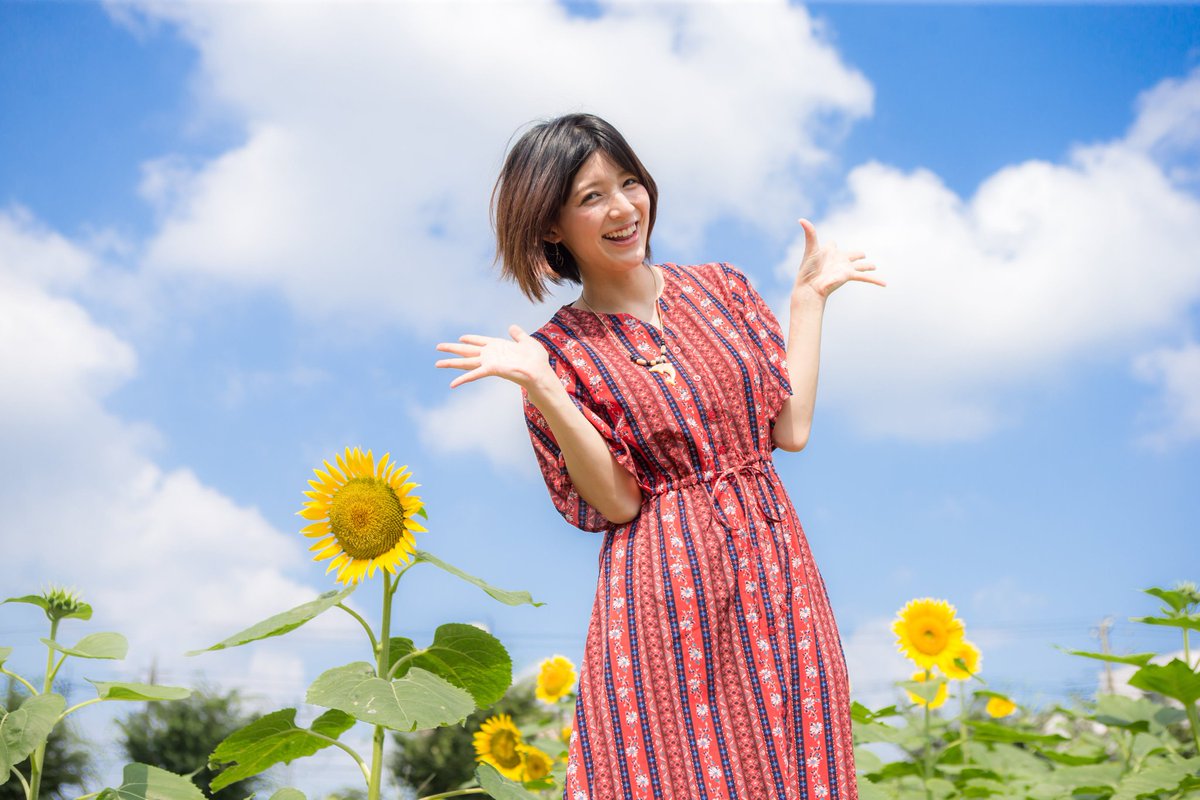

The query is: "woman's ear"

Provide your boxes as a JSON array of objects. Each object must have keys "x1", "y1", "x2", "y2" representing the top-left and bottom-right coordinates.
[{"x1": 543, "y1": 227, "x2": 562, "y2": 244}]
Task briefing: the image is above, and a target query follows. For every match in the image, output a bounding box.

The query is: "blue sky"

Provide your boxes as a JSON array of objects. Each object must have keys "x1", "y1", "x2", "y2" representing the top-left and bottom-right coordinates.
[{"x1": 2, "y1": 0, "x2": 1199, "y2": 793}]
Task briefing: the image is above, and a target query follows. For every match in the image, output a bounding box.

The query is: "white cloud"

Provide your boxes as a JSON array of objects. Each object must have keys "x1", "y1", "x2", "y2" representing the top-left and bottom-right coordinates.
[
  {"x1": 780, "y1": 70, "x2": 1200, "y2": 441},
  {"x1": 841, "y1": 616, "x2": 911, "y2": 709},
  {"x1": 114, "y1": 0, "x2": 871, "y2": 330},
  {"x1": 412, "y1": 379, "x2": 532, "y2": 472},
  {"x1": 0, "y1": 208, "x2": 318, "y2": 671},
  {"x1": 1133, "y1": 341, "x2": 1200, "y2": 449}
]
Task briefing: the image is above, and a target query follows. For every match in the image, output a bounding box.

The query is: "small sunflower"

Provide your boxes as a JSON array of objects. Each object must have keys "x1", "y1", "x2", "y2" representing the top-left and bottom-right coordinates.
[
  {"x1": 941, "y1": 639, "x2": 982, "y2": 681},
  {"x1": 560, "y1": 724, "x2": 573, "y2": 745},
  {"x1": 892, "y1": 598, "x2": 966, "y2": 669},
  {"x1": 906, "y1": 670, "x2": 948, "y2": 709},
  {"x1": 519, "y1": 744, "x2": 554, "y2": 781},
  {"x1": 474, "y1": 714, "x2": 524, "y2": 780},
  {"x1": 985, "y1": 696, "x2": 1017, "y2": 718},
  {"x1": 298, "y1": 447, "x2": 426, "y2": 585},
  {"x1": 535, "y1": 654, "x2": 578, "y2": 704}
]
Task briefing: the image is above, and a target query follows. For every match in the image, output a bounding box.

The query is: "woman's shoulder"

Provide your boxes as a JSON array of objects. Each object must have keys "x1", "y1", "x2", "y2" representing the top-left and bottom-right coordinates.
[{"x1": 660, "y1": 261, "x2": 750, "y2": 298}]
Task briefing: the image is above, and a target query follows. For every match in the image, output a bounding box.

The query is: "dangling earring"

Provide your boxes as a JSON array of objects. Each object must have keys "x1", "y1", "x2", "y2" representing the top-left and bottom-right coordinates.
[{"x1": 551, "y1": 242, "x2": 565, "y2": 272}]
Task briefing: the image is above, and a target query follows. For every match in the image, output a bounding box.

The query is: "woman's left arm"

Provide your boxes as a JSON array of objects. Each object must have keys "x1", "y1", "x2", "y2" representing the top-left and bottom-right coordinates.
[{"x1": 772, "y1": 218, "x2": 886, "y2": 452}]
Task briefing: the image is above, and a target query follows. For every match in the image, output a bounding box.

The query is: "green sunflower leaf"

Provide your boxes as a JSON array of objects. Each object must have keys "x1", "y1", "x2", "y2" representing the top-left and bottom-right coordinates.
[
  {"x1": 386, "y1": 637, "x2": 416, "y2": 672},
  {"x1": 966, "y1": 720, "x2": 1068, "y2": 745},
  {"x1": 1130, "y1": 613, "x2": 1200, "y2": 632},
  {"x1": 414, "y1": 551, "x2": 543, "y2": 607},
  {"x1": 475, "y1": 763, "x2": 542, "y2": 800},
  {"x1": 1143, "y1": 586, "x2": 1199, "y2": 613},
  {"x1": 2, "y1": 595, "x2": 92, "y2": 621},
  {"x1": 1060, "y1": 647, "x2": 1156, "y2": 666},
  {"x1": 1112, "y1": 757, "x2": 1200, "y2": 800},
  {"x1": 1127, "y1": 658, "x2": 1200, "y2": 705},
  {"x1": 306, "y1": 662, "x2": 473, "y2": 732},
  {"x1": 898, "y1": 677, "x2": 945, "y2": 703},
  {"x1": 186, "y1": 585, "x2": 356, "y2": 655},
  {"x1": 0, "y1": 646, "x2": 11, "y2": 668},
  {"x1": 96, "y1": 763, "x2": 205, "y2": 800},
  {"x1": 0, "y1": 692, "x2": 65, "y2": 779},
  {"x1": 390, "y1": 623, "x2": 512, "y2": 708},
  {"x1": 209, "y1": 708, "x2": 354, "y2": 792},
  {"x1": 88, "y1": 681, "x2": 191, "y2": 702},
  {"x1": 269, "y1": 790, "x2": 307, "y2": 800},
  {"x1": 42, "y1": 632, "x2": 128, "y2": 660},
  {"x1": 1092, "y1": 694, "x2": 1187, "y2": 732}
]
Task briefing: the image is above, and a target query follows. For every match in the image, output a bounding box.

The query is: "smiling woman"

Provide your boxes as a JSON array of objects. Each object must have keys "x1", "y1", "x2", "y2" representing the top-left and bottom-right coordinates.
[{"x1": 435, "y1": 113, "x2": 885, "y2": 799}]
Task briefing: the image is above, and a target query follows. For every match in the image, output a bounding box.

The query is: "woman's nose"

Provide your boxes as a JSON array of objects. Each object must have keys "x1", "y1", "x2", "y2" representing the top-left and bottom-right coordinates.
[{"x1": 609, "y1": 191, "x2": 635, "y2": 216}]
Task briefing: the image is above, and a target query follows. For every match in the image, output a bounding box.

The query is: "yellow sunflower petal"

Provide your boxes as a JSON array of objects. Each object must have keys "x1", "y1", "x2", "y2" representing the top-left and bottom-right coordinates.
[
  {"x1": 377, "y1": 452, "x2": 391, "y2": 478},
  {"x1": 309, "y1": 536, "x2": 336, "y2": 551},
  {"x1": 302, "y1": 521, "x2": 331, "y2": 537},
  {"x1": 299, "y1": 505, "x2": 328, "y2": 520}
]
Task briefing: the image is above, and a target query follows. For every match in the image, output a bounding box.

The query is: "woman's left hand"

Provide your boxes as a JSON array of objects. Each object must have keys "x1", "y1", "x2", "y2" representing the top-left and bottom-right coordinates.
[{"x1": 793, "y1": 218, "x2": 886, "y2": 299}]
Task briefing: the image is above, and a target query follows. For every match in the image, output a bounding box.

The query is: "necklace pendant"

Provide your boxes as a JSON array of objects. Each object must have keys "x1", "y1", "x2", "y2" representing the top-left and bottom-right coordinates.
[{"x1": 648, "y1": 360, "x2": 677, "y2": 384}]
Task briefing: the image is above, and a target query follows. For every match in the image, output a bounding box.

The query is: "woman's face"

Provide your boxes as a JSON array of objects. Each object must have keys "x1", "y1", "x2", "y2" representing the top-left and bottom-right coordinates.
[{"x1": 546, "y1": 150, "x2": 651, "y2": 281}]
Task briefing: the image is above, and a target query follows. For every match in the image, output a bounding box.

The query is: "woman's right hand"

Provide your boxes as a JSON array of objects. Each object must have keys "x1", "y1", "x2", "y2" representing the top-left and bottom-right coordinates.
[{"x1": 435, "y1": 324, "x2": 555, "y2": 391}]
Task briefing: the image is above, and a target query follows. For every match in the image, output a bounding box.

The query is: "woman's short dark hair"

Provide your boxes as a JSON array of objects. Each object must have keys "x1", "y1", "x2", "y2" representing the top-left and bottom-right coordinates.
[{"x1": 492, "y1": 113, "x2": 659, "y2": 303}]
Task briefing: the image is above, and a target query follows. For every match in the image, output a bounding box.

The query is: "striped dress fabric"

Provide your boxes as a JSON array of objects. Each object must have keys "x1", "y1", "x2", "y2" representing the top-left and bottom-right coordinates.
[{"x1": 524, "y1": 263, "x2": 857, "y2": 800}]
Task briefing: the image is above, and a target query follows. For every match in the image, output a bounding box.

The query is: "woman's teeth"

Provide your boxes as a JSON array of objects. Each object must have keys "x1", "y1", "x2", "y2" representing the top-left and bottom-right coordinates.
[{"x1": 604, "y1": 223, "x2": 637, "y2": 240}]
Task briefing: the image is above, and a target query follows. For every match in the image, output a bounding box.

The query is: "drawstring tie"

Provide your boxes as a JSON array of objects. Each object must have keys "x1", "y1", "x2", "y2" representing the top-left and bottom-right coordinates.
[{"x1": 703, "y1": 459, "x2": 783, "y2": 539}]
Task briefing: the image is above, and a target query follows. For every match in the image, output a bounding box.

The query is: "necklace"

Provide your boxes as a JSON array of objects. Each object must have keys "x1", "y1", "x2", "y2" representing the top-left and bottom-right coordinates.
[{"x1": 576, "y1": 264, "x2": 678, "y2": 385}]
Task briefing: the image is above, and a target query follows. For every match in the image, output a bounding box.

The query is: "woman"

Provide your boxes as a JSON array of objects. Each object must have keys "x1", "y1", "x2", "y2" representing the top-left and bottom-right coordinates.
[{"x1": 436, "y1": 114, "x2": 883, "y2": 800}]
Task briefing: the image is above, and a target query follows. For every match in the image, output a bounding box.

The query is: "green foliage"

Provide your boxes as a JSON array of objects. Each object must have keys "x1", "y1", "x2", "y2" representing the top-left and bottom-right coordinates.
[
  {"x1": 185, "y1": 586, "x2": 356, "y2": 656},
  {"x1": 0, "y1": 682, "x2": 91, "y2": 800},
  {"x1": 117, "y1": 686, "x2": 263, "y2": 800},
  {"x1": 97, "y1": 763, "x2": 205, "y2": 800},
  {"x1": 855, "y1": 580, "x2": 1200, "y2": 800},
  {"x1": 414, "y1": 551, "x2": 544, "y2": 608},
  {"x1": 1, "y1": 587, "x2": 189, "y2": 800},
  {"x1": 389, "y1": 681, "x2": 542, "y2": 796},
  {"x1": 0, "y1": 693, "x2": 66, "y2": 778},
  {"x1": 306, "y1": 663, "x2": 475, "y2": 732},
  {"x1": 387, "y1": 623, "x2": 513, "y2": 707},
  {"x1": 475, "y1": 763, "x2": 541, "y2": 800},
  {"x1": 207, "y1": 708, "x2": 354, "y2": 792}
]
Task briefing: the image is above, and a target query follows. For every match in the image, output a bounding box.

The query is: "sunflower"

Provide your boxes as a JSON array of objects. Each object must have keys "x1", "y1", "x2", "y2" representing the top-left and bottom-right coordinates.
[
  {"x1": 941, "y1": 639, "x2": 981, "y2": 681},
  {"x1": 906, "y1": 670, "x2": 948, "y2": 709},
  {"x1": 298, "y1": 447, "x2": 426, "y2": 585},
  {"x1": 519, "y1": 744, "x2": 554, "y2": 781},
  {"x1": 474, "y1": 714, "x2": 524, "y2": 780},
  {"x1": 535, "y1": 655, "x2": 578, "y2": 704},
  {"x1": 892, "y1": 598, "x2": 966, "y2": 669},
  {"x1": 985, "y1": 696, "x2": 1017, "y2": 718}
]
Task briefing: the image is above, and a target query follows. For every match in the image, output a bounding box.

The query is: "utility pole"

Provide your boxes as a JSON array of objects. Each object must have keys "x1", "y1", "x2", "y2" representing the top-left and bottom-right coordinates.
[{"x1": 1095, "y1": 616, "x2": 1115, "y2": 694}]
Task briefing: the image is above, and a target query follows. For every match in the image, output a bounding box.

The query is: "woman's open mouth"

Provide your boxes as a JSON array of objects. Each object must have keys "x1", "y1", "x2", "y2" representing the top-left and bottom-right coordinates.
[{"x1": 602, "y1": 222, "x2": 638, "y2": 244}]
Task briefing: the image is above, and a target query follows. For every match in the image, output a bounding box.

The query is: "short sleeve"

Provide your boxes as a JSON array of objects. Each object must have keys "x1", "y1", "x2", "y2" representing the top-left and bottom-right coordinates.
[
  {"x1": 523, "y1": 332, "x2": 648, "y2": 533},
  {"x1": 718, "y1": 263, "x2": 793, "y2": 423}
]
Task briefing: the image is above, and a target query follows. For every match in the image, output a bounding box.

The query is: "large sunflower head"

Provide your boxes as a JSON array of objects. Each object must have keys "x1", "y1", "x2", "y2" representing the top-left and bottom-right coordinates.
[
  {"x1": 473, "y1": 714, "x2": 524, "y2": 780},
  {"x1": 906, "y1": 670, "x2": 948, "y2": 709},
  {"x1": 298, "y1": 447, "x2": 426, "y2": 585},
  {"x1": 941, "y1": 639, "x2": 981, "y2": 681},
  {"x1": 892, "y1": 598, "x2": 966, "y2": 669},
  {"x1": 535, "y1": 655, "x2": 578, "y2": 704}
]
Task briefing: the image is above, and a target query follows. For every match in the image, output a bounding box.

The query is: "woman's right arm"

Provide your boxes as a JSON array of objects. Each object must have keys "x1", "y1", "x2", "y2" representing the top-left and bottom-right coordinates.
[{"x1": 435, "y1": 324, "x2": 643, "y2": 524}]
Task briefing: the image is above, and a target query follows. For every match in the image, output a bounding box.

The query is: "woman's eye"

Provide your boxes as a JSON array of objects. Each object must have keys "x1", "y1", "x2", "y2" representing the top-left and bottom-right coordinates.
[
  {"x1": 624, "y1": 178, "x2": 639, "y2": 187},
  {"x1": 581, "y1": 192, "x2": 601, "y2": 204}
]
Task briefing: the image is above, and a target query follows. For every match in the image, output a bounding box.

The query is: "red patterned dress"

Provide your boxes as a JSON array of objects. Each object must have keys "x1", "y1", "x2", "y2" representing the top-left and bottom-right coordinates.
[{"x1": 524, "y1": 263, "x2": 857, "y2": 800}]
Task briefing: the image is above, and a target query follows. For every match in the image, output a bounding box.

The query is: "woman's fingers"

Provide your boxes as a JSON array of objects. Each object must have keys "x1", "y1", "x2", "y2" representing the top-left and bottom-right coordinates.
[
  {"x1": 798, "y1": 218, "x2": 818, "y2": 259},
  {"x1": 435, "y1": 356, "x2": 481, "y2": 371},
  {"x1": 458, "y1": 333, "x2": 494, "y2": 346},
  {"x1": 436, "y1": 342, "x2": 479, "y2": 357},
  {"x1": 508, "y1": 324, "x2": 529, "y2": 342}
]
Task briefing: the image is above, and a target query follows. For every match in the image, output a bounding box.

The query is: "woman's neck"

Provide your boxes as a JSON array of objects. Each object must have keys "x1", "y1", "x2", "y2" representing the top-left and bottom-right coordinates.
[{"x1": 576, "y1": 263, "x2": 661, "y2": 325}]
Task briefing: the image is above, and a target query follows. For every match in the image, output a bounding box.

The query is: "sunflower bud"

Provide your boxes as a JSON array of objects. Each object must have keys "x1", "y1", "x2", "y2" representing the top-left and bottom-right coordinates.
[{"x1": 41, "y1": 586, "x2": 90, "y2": 623}]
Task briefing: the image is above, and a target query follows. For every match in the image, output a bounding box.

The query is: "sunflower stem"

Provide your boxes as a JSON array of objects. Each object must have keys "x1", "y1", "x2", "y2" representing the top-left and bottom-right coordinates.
[
  {"x1": 0, "y1": 667, "x2": 38, "y2": 696},
  {"x1": 367, "y1": 571, "x2": 394, "y2": 800},
  {"x1": 417, "y1": 790, "x2": 487, "y2": 800},
  {"x1": 29, "y1": 617, "x2": 61, "y2": 800},
  {"x1": 923, "y1": 668, "x2": 933, "y2": 800},
  {"x1": 336, "y1": 602, "x2": 379, "y2": 657},
  {"x1": 308, "y1": 730, "x2": 371, "y2": 783},
  {"x1": 958, "y1": 682, "x2": 969, "y2": 763},
  {"x1": 9, "y1": 766, "x2": 31, "y2": 800},
  {"x1": 386, "y1": 648, "x2": 426, "y2": 681}
]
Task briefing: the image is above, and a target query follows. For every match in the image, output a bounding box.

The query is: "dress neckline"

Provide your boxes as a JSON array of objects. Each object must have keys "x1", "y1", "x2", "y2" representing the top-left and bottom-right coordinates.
[{"x1": 556, "y1": 264, "x2": 671, "y2": 332}]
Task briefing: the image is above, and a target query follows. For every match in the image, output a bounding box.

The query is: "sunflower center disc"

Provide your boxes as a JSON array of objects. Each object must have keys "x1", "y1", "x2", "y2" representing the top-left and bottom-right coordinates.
[
  {"x1": 491, "y1": 730, "x2": 521, "y2": 769},
  {"x1": 328, "y1": 477, "x2": 407, "y2": 559}
]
